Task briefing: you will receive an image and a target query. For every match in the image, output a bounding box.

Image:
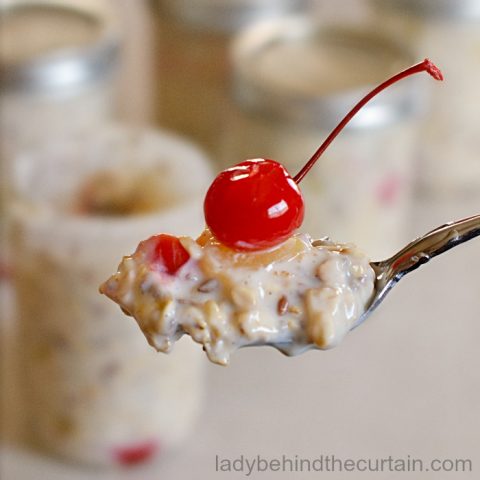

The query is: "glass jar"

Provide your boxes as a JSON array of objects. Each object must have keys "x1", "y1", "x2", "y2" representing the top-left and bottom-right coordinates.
[
  {"x1": 10, "y1": 124, "x2": 213, "y2": 467},
  {"x1": 0, "y1": 0, "x2": 121, "y2": 215},
  {"x1": 370, "y1": 0, "x2": 480, "y2": 194},
  {"x1": 153, "y1": 0, "x2": 306, "y2": 161},
  {"x1": 224, "y1": 17, "x2": 423, "y2": 259}
]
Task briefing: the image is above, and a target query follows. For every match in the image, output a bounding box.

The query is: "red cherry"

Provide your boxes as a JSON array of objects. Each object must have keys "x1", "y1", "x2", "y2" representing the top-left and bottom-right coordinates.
[
  {"x1": 114, "y1": 440, "x2": 158, "y2": 466},
  {"x1": 150, "y1": 234, "x2": 190, "y2": 274},
  {"x1": 204, "y1": 159, "x2": 304, "y2": 250},
  {"x1": 204, "y1": 59, "x2": 443, "y2": 251}
]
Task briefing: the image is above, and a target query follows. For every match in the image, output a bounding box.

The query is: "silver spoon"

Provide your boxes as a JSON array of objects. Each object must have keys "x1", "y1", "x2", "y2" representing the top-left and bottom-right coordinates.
[
  {"x1": 262, "y1": 214, "x2": 480, "y2": 356},
  {"x1": 352, "y1": 213, "x2": 480, "y2": 330}
]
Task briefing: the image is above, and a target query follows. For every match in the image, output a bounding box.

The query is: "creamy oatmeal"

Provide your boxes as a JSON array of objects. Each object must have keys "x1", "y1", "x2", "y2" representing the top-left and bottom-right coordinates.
[{"x1": 101, "y1": 229, "x2": 375, "y2": 365}]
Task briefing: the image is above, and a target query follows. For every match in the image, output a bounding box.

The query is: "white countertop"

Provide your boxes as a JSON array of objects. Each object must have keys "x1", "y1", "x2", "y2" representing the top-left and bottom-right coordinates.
[{"x1": 2, "y1": 195, "x2": 479, "y2": 480}]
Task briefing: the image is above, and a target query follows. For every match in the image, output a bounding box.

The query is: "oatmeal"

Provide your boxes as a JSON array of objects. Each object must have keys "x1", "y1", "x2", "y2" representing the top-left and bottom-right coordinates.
[{"x1": 101, "y1": 229, "x2": 375, "y2": 365}]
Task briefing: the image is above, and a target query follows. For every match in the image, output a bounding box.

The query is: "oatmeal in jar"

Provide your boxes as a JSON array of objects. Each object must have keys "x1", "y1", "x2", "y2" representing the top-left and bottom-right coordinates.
[{"x1": 11, "y1": 125, "x2": 213, "y2": 466}]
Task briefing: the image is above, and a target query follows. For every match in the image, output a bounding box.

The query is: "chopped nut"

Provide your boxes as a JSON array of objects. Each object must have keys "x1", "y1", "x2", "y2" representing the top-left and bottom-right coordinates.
[
  {"x1": 143, "y1": 298, "x2": 175, "y2": 336},
  {"x1": 231, "y1": 286, "x2": 256, "y2": 309},
  {"x1": 304, "y1": 288, "x2": 338, "y2": 348},
  {"x1": 197, "y1": 278, "x2": 219, "y2": 293},
  {"x1": 307, "y1": 315, "x2": 334, "y2": 349},
  {"x1": 312, "y1": 236, "x2": 331, "y2": 246},
  {"x1": 204, "y1": 300, "x2": 225, "y2": 340},
  {"x1": 288, "y1": 305, "x2": 302, "y2": 314},
  {"x1": 315, "y1": 258, "x2": 347, "y2": 286},
  {"x1": 277, "y1": 296, "x2": 288, "y2": 316}
]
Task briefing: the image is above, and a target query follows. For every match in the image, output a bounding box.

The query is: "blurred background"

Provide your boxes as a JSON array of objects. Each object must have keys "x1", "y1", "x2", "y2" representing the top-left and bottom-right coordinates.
[{"x1": 1, "y1": 0, "x2": 479, "y2": 478}]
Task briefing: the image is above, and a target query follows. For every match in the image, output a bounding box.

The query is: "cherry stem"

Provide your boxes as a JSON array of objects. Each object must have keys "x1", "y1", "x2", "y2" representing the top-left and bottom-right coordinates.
[{"x1": 293, "y1": 58, "x2": 443, "y2": 184}]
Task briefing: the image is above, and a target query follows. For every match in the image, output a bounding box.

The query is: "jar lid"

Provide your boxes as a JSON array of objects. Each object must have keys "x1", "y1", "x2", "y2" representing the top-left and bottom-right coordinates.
[
  {"x1": 232, "y1": 16, "x2": 422, "y2": 129},
  {"x1": 157, "y1": 0, "x2": 306, "y2": 33},
  {"x1": 0, "y1": 0, "x2": 121, "y2": 94},
  {"x1": 371, "y1": 0, "x2": 480, "y2": 21}
]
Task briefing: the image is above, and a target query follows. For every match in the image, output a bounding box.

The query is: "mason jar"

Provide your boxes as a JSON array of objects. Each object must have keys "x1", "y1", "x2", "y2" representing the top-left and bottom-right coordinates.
[
  {"x1": 223, "y1": 17, "x2": 424, "y2": 260},
  {"x1": 10, "y1": 124, "x2": 213, "y2": 467},
  {"x1": 0, "y1": 0, "x2": 121, "y2": 206},
  {"x1": 370, "y1": 0, "x2": 480, "y2": 194},
  {"x1": 153, "y1": 0, "x2": 306, "y2": 160}
]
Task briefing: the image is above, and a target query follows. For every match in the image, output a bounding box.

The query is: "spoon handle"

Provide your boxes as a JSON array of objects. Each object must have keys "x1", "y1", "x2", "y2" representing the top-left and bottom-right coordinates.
[{"x1": 379, "y1": 214, "x2": 480, "y2": 280}]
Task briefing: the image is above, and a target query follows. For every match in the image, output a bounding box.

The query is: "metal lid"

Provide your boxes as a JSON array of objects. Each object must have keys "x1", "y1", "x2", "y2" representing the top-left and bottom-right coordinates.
[
  {"x1": 232, "y1": 16, "x2": 422, "y2": 129},
  {"x1": 157, "y1": 0, "x2": 306, "y2": 34},
  {"x1": 371, "y1": 0, "x2": 480, "y2": 21},
  {"x1": 0, "y1": 0, "x2": 121, "y2": 94}
]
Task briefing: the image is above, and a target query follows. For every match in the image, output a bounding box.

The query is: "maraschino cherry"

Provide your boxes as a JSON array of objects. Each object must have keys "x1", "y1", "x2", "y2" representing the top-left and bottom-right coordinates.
[
  {"x1": 204, "y1": 159, "x2": 304, "y2": 250},
  {"x1": 149, "y1": 234, "x2": 190, "y2": 274},
  {"x1": 204, "y1": 59, "x2": 443, "y2": 251}
]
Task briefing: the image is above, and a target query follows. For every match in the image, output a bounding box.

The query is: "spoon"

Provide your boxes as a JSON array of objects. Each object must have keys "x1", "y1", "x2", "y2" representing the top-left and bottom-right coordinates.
[
  {"x1": 246, "y1": 214, "x2": 480, "y2": 358},
  {"x1": 352, "y1": 214, "x2": 480, "y2": 330}
]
